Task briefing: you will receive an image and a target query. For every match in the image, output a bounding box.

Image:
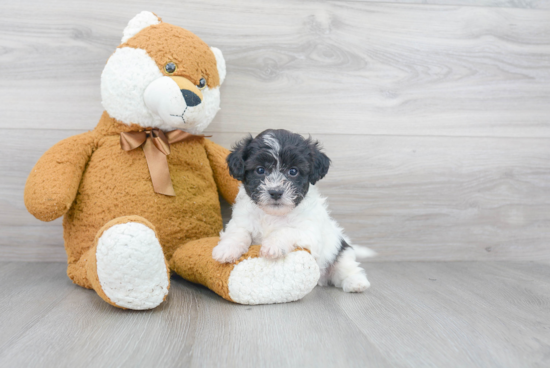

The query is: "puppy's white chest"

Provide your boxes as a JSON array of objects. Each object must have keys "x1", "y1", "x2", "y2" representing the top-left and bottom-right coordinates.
[{"x1": 256, "y1": 212, "x2": 293, "y2": 240}]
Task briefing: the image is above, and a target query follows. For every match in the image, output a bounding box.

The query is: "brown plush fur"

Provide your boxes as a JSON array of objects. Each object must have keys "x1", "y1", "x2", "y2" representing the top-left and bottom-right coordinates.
[
  {"x1": 170, "y1": 239, "x2": 312, "y2": 303},
  {"x1": 121, "y1": 22, "x2": 220, "y2": 88},
  {"x1": 25, "y1": 111, "x2": 240, "y2": 290},
  {"x1": 170, "y1": 237, "x2": 237, "y2": 302}
]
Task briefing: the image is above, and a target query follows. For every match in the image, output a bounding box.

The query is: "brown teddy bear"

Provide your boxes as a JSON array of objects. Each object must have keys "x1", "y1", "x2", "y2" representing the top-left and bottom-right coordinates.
[{"x1": 24, "y1": 11, "x2": 320, "y2": 309}]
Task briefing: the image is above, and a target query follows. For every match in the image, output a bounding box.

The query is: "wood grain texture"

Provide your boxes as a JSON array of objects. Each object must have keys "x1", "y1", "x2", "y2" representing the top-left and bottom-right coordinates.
[
  {"x1": 354, "y1": 0, "x2": 550, "y2": 9},
  {"x1": 0, "y1": 226, "x2": 66, "y2": 262},
  {"x1": 4, "y1": 129, "x2": 549, "y2": 262},
  {"x1": 0, "y1": 1, "x2": 549, "y2": 137},
  {"x1": 0, "y1": 261, "x2": 548, "y2": 367},
  {"x1": 0, "y1": 262, "x2": 73, "y2": 350}
]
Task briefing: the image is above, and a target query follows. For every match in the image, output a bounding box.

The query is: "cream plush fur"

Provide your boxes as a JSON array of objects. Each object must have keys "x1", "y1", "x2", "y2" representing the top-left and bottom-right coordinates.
[{"x1": 96, "y1": 222, "x2": 169, "y2": 310}]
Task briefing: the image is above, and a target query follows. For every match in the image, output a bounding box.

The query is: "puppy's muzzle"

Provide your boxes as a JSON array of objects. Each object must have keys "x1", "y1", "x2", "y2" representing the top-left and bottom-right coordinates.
[{"x1": 268, "y1": 189, "x2": 284, "y2": 200}]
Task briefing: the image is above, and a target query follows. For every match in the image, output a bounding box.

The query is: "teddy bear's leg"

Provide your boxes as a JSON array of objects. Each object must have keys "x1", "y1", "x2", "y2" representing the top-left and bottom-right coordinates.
[
  {"x1": 170, "y1": 237, "x2": 320, "y2": 305},
  {"x1": 85, "y1": 216, "x2": 170, "y2": 310}
]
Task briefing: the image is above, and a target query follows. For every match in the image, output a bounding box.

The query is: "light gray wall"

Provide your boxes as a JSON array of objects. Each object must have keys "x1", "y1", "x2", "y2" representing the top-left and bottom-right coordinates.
[{"x1": 1, "y1": 0, "x2": 549, "y2": 262}]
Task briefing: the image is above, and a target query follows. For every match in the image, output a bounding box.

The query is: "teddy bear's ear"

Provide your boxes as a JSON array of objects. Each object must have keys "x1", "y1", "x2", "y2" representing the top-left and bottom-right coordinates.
[
  {"x1": 210, "y1": 47, "x2": 226, "y2": 85},
  {"x1": 121, "y1": 11, "x2": 162, "y2": 44}
]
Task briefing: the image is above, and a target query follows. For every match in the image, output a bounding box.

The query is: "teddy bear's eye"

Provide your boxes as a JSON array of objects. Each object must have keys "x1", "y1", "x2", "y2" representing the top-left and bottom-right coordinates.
[
  {"x1": 164, "y1": 62, "x2": 176, "y2": 74},
  {"x1": 197, "y1": 78, "x2": 206, "y2": 90}
]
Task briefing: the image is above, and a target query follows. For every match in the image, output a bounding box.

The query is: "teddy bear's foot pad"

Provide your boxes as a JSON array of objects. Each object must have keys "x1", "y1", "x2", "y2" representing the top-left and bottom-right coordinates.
[
  {"x1": 227, "y1": 250, "x2": 320, "y2": 305},
  {"x1": 96, "y1": 222, "x2": 169, "y2": 310}
]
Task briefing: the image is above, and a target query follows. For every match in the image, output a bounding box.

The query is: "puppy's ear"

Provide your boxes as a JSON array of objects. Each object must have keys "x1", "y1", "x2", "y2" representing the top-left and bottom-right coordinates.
[
  {"x1": 308, "y1": 139, "x2": 331, "y2": 185},
  {"x1": 227, "y1": 135, "x2": 253, "y2": 181}
]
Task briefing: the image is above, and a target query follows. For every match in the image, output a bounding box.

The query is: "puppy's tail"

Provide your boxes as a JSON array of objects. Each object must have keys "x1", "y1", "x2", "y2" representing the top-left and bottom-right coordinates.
[{"x1": 352, "y1": 245, "x2": 377, "y2": 260}]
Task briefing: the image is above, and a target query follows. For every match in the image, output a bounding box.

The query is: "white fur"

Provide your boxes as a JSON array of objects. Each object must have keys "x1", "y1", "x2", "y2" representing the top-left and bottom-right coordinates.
[
  {"x1": 227, "y1": 251, "x2": 320, "y2": 305},
  {"x1": 176, "y1": 84, "x2": 221, "y2": 134},
  {"x1": 142, "y1": 77, "x2": 221, "y2": 133},
  {"x1": 96, "y1": 222, "x2": 169, "y2": 310},
  {"x1": 210, "y1": 47, "x2": 226, "y2": 85},
  {"x1": 101, "y1": 47, "x2": 163, "y2": 127},
  {"x1": 121, "y1": 11, "x2": 161, "y2": 43},
  {"x1": 263, "y1": 134, "x2": 281, "y2": 162},
  {"x1": 101, "y1": 45, "x2": 223, "y2": 133},
  {"x1": 214, "y1": 185, "x2": 373, "y2": 292},
  {"x1": 143, "y1": 76, "x2": 187, "y2": 128},
  {"x1": 353, "y1": 245, "x2": 377, "y2": 259}
]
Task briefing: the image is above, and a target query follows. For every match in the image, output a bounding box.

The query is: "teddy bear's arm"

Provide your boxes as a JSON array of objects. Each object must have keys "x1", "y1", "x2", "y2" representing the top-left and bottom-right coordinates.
[
  {"x1": 24, "y1": 132, "x2": 96, "y2": 222},
  {"x1": 202, "y1": 138, "x2": 240, "y2": 204}
]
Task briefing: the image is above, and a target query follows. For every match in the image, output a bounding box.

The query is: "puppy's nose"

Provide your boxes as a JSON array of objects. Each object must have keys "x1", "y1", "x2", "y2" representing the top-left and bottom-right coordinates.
[
  {"x1": 268, "y1": 189, "x2": 284, "y2": 200},
  {"x1": 181, "y1": 89, "x2": 201, "y2": 107}
]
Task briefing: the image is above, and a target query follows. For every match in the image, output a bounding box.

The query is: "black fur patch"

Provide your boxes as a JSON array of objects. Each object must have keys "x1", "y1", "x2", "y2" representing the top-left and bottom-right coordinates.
[
  {"x1": 333, "y1": 239, "x2": 351, "y2": 264},
  {"x1": 226, "y1": 134, "x2": 253, "y2": 181}
]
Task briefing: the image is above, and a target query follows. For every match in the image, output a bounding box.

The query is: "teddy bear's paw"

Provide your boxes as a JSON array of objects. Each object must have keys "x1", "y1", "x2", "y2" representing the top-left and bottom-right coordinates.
[
  {"x1": 96, "y1": 222, "x2": 169, "y2": 310},
  {"x1": 342, "y1": 274, "x2": 371, "y2": 293},
  {"x1": 227, "y1": 250, "x2": 320, "y2": 305},
  {"x1": 212, "y1": 239, "x2": 248, "y2": 263}
]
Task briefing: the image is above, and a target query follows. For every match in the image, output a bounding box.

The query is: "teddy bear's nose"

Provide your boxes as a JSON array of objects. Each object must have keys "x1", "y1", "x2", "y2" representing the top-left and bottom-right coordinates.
[{"x1": 181, "y1": 89, "x2": 201, "y2": 107}]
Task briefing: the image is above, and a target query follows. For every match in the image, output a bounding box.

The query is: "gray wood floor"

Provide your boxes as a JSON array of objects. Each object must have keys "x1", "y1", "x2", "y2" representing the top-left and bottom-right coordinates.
[{"x1": 0, "y1": 261, "x2": 548, "y2": 368}]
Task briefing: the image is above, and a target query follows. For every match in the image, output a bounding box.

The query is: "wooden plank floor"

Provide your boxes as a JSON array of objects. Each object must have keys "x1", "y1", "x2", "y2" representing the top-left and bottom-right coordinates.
[{"x1": 0, "y1": 261, "x2": 548, "y2": 368}]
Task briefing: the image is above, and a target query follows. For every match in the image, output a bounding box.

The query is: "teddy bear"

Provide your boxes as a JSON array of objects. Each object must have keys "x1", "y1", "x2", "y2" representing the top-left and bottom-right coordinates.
[{"x1": 24, "y1": 11, "x2": 320, "y2": 309}]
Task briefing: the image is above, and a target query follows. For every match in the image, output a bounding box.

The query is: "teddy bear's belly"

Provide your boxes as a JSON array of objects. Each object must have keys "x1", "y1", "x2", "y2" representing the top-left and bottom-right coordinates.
[{"x1": 63, "y1": 138, "x2": 223, "y2": 263}]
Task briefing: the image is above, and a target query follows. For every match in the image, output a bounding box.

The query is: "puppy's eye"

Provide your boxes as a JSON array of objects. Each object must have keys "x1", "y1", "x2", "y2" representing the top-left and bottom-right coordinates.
[
  {"x1": 288, "y1": 168, "x2": 298, "y2": 177},
  {"x1": 197, "y1": 78, "x2": 206, "y2": 90},
  {"x1": 256, "y1": 167, "x2": 265, "y2": 175},
  {"x1": 164, "y1": 62, "x2": 177, "y2": 74}
]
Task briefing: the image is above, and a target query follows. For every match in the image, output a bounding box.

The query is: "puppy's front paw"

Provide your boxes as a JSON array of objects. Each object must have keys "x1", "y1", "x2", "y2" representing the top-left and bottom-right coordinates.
[
  {"x1": 212, "y1": 240, "x2": 247, "y2": 263},
  {"x1": 342, "y1": 274, "x2": 370, "y2": 293},
  {"x1": 260, "y1": 238, "x2": 295, "y2": 260}
]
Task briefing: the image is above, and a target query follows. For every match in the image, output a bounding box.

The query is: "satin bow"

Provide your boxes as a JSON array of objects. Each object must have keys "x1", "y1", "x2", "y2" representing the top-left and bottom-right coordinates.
[{"x1": 120, "y1": 128, "x2": 207, "y2": 196}]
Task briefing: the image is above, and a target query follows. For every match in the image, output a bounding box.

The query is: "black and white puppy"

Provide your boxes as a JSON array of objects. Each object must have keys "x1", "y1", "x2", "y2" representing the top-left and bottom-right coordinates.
[{"x1": 212, "y1": 129, "x2": 374, "y2": 292}]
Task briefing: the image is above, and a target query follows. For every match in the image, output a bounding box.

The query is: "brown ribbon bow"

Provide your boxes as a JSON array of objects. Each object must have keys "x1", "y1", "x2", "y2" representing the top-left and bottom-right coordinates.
[{"x1": 120, "y1": 129, "x2": 208, "y2": 196}]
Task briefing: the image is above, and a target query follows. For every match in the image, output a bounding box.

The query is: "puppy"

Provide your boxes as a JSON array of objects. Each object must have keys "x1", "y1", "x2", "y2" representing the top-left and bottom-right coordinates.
[{"x1": 212, "y1": 129, "x2": 374, "y2": 292}]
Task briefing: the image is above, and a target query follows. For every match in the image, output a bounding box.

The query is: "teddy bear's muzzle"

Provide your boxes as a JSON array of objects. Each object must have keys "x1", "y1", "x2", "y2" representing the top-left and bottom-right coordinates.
[
  {"x1": 143, "y1": 76, "x2": 204, "y2": 127},
  {"x1": 169, "y1": 76, "x2": 203, "y2": 103}
]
